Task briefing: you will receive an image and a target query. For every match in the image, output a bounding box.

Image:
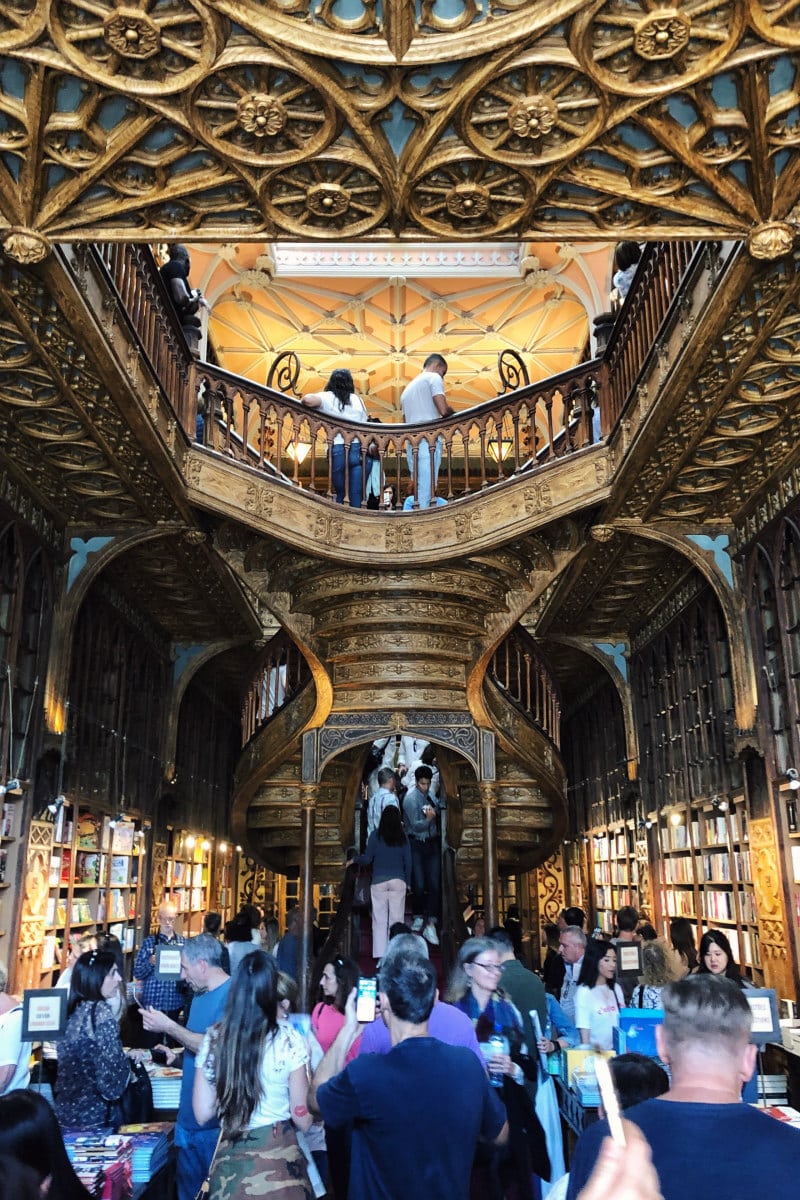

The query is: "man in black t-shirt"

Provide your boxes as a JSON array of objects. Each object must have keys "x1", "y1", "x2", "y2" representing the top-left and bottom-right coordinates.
[
  {"x1": 312, "y1": 952, "x2": 507, "y2": 1200},
  {"x1": 567, "y1": 975, "x2": 800, "y2": 1200}
]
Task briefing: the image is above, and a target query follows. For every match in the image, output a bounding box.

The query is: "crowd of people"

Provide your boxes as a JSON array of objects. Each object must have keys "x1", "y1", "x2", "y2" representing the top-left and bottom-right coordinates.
[{"x1": 1, "y1": 890, "x2": 799, "y2": 1200}]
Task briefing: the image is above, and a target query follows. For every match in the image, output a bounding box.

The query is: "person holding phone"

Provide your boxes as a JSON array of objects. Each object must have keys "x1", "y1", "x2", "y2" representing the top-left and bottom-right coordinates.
[{"x1": 310, "y1": 951, "x2": 507, "y2": 1200}]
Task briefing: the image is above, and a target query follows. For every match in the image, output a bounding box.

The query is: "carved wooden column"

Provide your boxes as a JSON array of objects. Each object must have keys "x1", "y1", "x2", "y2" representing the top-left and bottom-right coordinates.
[
  {"x1": 300, "y1": 785, "x2": 316, "y2": 1007},
  {"x1": 481, "y1": 783, "x2": 499, "y2": 929}
]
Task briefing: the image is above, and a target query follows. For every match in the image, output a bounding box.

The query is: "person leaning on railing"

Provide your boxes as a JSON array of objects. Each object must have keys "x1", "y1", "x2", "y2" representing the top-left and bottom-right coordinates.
[{"x1": 302, "y1": 369, "x2": 369, "y2": 507}]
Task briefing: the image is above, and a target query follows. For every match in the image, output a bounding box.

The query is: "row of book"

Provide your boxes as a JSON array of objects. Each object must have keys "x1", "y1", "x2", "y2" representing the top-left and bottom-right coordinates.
[
  {"x1": 163, "y1": 886, "x2": 206, "y2": 913},
  {"x1": 592, "y1": 860, "x2": 638, "y2": 886},
  {"x1": 118, "y1": 1123, "x2": 172, "y2": 1185},
  {"x1": 164, "y1": 860, "x2": 207, "y2": 887},
  {"x1": 50, "y1": 851, "x2": 136, "y2": 887},
  {"x1": 54, "y1": 807, "x2": 138, "y2": 855}
]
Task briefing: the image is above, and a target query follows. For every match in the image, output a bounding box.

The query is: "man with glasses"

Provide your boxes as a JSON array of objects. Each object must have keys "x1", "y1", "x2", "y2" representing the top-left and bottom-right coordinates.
[{"x1": 133, "y1": 902, "x2": 185, "y2": 1044}]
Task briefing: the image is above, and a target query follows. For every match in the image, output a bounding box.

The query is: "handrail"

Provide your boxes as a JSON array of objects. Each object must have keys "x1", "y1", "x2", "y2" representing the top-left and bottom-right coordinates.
[
  {"x1": 603, "y1": 241, "x2": 703, "y2": 434},
  {"x1": 193, "y1": 358, "x2": 601, "y2": 507},
  {"x1": 488, "y1": 626, "x2": 561, "y2": 749},
  {"x1": 241, "y1": 630, "x2": 312, "y2": 747},
  {"x1": 91, "y1": 244, "x2": 195, "y2": 433},
  {"x1": 86, "y1": 237, "x2": 702, "y2": 507}
]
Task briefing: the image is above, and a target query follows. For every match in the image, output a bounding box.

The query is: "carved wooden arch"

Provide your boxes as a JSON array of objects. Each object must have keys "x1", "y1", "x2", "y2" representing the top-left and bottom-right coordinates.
[
  {"x1": 43, "y1": 523, "x2": 187, "y2": 735},
  {"x1": 610, "y1": 521, "x2": 758, "y2": 738},
  {"x1": 547, "y1": 634, "x2": 639, "y2": 781},
  {"x1": 303, "y1": 710, "x2": 492, "y2": 783},
  {"x1": 162, "y1": 636, "x2": 254, "y2": 781}
]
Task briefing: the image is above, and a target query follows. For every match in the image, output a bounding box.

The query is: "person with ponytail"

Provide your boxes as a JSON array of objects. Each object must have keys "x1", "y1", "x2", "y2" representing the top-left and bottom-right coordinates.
[
  {"x1": 193, "y1": 949, "x2": 313, "y2": 1199},
  {"x1": 302, "y1": 368, "x2": 370, "y2": 508}
]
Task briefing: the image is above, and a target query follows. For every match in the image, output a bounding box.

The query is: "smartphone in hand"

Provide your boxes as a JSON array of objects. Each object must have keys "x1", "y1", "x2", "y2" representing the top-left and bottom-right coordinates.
[{"x1": 355, "y1": 976, "x2": 378, "y2": 1023}]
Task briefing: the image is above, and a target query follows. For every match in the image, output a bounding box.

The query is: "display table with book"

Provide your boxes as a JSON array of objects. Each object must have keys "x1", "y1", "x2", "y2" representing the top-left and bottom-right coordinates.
[{"x1": 63, "y1": 1123, "x2": 174, "y2": 1200}]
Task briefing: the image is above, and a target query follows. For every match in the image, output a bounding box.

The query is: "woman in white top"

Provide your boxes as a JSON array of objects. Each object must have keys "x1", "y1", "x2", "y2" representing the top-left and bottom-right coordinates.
[
  {"x1": 193, "y1": 950, "x2": 313, "y2": 1200},
  {"x1": 302, "y1": 369, "x2": 369, "y2": 508},
  {"x1": 574, "y1": 938, "x2": 624, "y2": 1051}
]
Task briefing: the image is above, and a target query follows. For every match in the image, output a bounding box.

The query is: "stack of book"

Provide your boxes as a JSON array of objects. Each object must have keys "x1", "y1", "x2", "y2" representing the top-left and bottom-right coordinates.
[
  {"x1": 118, "y1": 1122, "x2": 172, "y2": 1184},
  {"x1": 148, "y1": 1064, "x2": 182, "y2": 1110},
  {"x1": 62, "y1": 1133, "x2": 133, "y2": 1198}
]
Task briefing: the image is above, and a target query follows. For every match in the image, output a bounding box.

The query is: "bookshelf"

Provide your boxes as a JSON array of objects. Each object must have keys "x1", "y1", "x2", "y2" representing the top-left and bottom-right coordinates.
[
  {"x1": 211, "y1": 844, "x2": 235, "y2": 925},
  {"x1": 0, "y1": 796, "x2": 22, "y2": 946},
  {"x1": 589, "y1": 823, "x2": 640, "y2": 934},
  {"x1": 565, "y1": 840, "x2": 587, "y2": 916},
  {"x1": 30, "y1": 804, "x2": 147, "y2": 987},
  {"x1": 161, "y1": 829, "x2": 212, "y2": 936},
  {"x1": 654, "y1": 794, "x2": 760, "y2": 978}
]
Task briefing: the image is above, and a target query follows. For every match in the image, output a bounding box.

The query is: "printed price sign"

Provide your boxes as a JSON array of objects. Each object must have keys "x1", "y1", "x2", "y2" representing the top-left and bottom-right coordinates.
[
  {"x1": 156, "y1": 944, "x2": 183, "y2": 978},
  {"x1": 22, "y1": 989, "x2": 68, "y2": 1040}
]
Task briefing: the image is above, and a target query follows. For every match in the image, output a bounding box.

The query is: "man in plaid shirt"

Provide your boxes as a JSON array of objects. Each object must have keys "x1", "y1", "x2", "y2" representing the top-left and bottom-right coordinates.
[{"x1": 134, "y1": 903, "x2": 185, "y2": 1042}]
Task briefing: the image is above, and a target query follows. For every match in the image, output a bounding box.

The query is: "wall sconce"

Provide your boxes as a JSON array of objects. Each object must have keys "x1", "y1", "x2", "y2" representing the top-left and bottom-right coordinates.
[
  {"x1": 287, "y1": 441, "x2": 311, "y2": 465},
  {"x1": 201, "y1": 839, "x2": 211, "y2": 852},
  {"x1": 669, "y1": 811, "x2": 683, "y2": 826},
  {"x1": 185, "y1": 834, "x2": 196, "y2": 850},
  {"x1": 219, "y1": 842, "x2": 228, "y2": 854},
  {"x1": 787, "y1": 768, "x2": 800, "y2": 791},
  {"x1": 711, "y1": 795, "x2": 729, "y2": 812},
  {"x1": 46, "y1": 794, "x2": 65, "y2": 816},
  {"x1": 0, "y1": 778, "x2": 22, "y2": 796},
  {"x1": 235, "y1": 844, "x2": 243, "y2": 853}
]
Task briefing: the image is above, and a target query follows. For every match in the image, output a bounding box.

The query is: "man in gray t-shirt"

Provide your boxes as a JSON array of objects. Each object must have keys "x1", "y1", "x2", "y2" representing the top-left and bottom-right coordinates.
[{"x1": 400, "y1": 353, "x2": 454, "y2": 507}]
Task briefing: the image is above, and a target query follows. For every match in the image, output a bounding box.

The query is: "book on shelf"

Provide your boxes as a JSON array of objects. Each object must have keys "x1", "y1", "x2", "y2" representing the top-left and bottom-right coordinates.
[
  {"x1": 111, "y1": 822, "x2": 135, "y2": 855},
  {"x1": 71, "y1": 897, "x2": 93, "y2": 924},
  {"x1": 53, "y1": 803, "x2": 67, "y2": 844},
  {"x1": 1, "y1": 802, "x2": 15, "y2": 838},
  {"x1": 75, "y1": 852, "x2": 102, "y2": 885},
  {"x1": 60, "y1": 848, "x2": 72, "y2": 883},
  {"x1": 48, "y1": 855, "x2": 61, "y2": 887},
  {"x1": 0, "y1": 847, "x2": 7, "y2": 884},
  {"x1": 109, "y1": 856, "x2": 129, "y2": 885},
  {"x1": 109, "y1": 890, "x2": 127, "y2": 920},
  {"x1": 76, "y1": 810, "x2": 101, "y2": 850},
  {"x1": 45, "y1": 895, "x2": 56, "y2": 926},
  {"x1": 41, "y1": 934, "x2": 58, "y2": 970},
  {"x1": 109, "y1": 921, "x2": 125, "y2": 942},
  {"x1": 127, "y1": 893, "x2": 136, "y2": 919},
  {"x1": 123, "y1": 926, "x2": 134, "y2": 952},
  {"x1": 191, "y1": 863, "x2": 204, "y2": 888},
  {"x1": 190, "y1": 887, "x2": 202, "y2": 911},
  {"x1": 172, "y1": 861, "x2": 186, "y2": 886},
  {"x1": 56, "y1": 899, "x2": 67, "y2": 925}
]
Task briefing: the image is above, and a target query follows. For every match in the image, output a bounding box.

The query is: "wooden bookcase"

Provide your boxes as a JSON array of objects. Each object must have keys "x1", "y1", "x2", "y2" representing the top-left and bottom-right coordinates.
[
  {"x1": 589, "y1": 822, "x2": 640, "y2": 935},
  {"x1": 22, "y1": 804, "x2": 147, "y2": 988},
  {"x1": 0, "y1": 795, "x2": 23, "y2": 948},
  {"x1": 161, "y1": 829, "x2": 212, "y2": 936},
  {"x1": 654, "y1": 794, "x2": 760, "y2": 978}
]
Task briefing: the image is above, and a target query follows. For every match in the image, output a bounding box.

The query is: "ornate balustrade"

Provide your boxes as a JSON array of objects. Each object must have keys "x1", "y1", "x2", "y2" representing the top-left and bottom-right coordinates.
[
  {"x1": 194, "y1": 358, "x2": 601, "y2": 506},
  {"x1": 89, "y1": 238, "x2": 702, "y2": 507},
  {"x1": 241, "y1": 630, "x2": 311, "y2": 747},
  {"x1": 603, "y1": 241, "x2": 703, "y2": 433},
  {"x1": 93, "y1": 244, "x2": 194, "y2": 432},
  {"x1": 488, "y1": 627, "x2": 561, "y2": 749}
]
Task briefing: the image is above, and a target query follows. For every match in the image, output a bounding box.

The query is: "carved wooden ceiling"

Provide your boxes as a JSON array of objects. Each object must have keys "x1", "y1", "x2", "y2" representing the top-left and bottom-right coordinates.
[
  {"x1": 191, "y1": 239, "x2": 608, "y2": 415},
  {"x1": 2, "y1": 2, "x2": 800, "y2": 257}
]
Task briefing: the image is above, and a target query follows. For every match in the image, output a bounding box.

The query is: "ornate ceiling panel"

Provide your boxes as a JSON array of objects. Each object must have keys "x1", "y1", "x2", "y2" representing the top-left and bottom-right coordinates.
[
  {"x1": 194, "y1": 240, "x2": 605, "y2": 417},
  {"x1": 2, "y1": 3, "x2": 800, "y2": 251}
]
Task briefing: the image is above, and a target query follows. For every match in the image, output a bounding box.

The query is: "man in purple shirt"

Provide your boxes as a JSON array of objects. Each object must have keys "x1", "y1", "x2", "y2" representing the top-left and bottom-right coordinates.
[{"x1": 359, "y1": 933, "x2": 484, "y2": 1063}]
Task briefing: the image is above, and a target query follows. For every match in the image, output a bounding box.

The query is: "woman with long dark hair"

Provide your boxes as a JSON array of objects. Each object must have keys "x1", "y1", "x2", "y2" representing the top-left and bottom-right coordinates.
[
  {"x1": 55, "y1": 950, "x2": 133, "y2": 1130},
  {"x1": 349, "y1": 805, "x2": 411, "y2": 964},
  {"x1": 302, "y1": 368, "x2": 369, "y2": 508},
  {"x1": 670, "y1": 916, "x2": 699, "y2": 975},
  {"x1": 697, "y1": 929, "x2": 752, "y2": 987},
  {"x1": 0, "y1": 1089, "x2": 91, "y2": 1199},
  {"x1": 311, "y1": 955, "x2": 361, "y2": 1059},
  {"x1": 193, "y1": 950, "x2": 313, "y2": 1200},
  {"x1": 575, "y1": 938, "x2": 624, "y2": 1050}
]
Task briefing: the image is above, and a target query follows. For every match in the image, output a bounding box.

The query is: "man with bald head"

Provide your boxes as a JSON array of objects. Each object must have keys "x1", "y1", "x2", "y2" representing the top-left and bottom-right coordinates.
[{"x1": 134, "y1": 902, "x2": 185, "y2": 1042}]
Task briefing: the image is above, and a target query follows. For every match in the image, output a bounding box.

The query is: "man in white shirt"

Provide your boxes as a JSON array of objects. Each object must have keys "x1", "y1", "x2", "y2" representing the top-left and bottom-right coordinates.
[
  {"x1": 400, "y1": 354, "x2": 454, "y2": 508},
  {"x1": 558, "y1": 926, "x2": 587, "y2": 1025}
]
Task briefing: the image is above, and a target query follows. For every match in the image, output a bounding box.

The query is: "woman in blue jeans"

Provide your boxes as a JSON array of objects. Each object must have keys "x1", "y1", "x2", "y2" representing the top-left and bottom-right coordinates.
[{"x1": 302, "y1": 369, "x2": 369, "y2": 507}]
